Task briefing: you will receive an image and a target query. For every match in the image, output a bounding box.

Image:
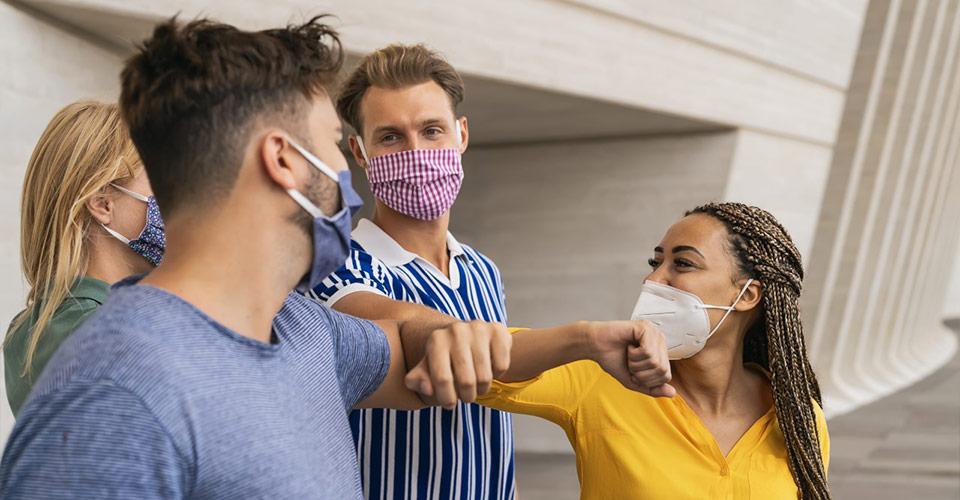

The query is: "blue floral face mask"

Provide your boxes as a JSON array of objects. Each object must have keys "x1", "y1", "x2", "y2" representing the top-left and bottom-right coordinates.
[{"x1": 100, "y1": 183, "x2": 166, "y2": 266}]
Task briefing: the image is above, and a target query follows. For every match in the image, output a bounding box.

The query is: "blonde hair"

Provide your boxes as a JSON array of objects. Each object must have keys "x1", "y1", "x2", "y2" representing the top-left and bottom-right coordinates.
[{"x1": 8, "y1": 101, "x2": 141, "y2": 377}]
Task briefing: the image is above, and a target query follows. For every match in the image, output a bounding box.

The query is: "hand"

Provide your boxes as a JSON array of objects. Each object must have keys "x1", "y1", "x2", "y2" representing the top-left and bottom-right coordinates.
[
  {"x1": 403, "y1": 320, "x2": 513, "y2": 409},
  {"x1": 587, "y1": 320, "x2": 675, "y2": 398}
]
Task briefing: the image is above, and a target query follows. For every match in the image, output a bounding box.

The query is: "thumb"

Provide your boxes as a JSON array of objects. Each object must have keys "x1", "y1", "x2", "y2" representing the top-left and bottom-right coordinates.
[
  {"x1": 405, "y1": 358, "x2": 434, "y2": 397},
  {"x1": 647, "y1": 383, "x2": 677, "y2": 398}
]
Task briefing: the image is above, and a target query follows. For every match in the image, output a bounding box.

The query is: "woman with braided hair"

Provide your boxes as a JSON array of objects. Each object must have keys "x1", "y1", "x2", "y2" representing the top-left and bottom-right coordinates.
[{"x1": 478, "y1": 202, "x2": 830, "y2": 499}]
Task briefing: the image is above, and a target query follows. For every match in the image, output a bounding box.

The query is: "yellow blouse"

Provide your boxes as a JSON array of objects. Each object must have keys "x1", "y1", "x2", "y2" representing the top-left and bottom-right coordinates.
[{"x1": 479, "y1": 360, "x2": 829, "y2": 499}]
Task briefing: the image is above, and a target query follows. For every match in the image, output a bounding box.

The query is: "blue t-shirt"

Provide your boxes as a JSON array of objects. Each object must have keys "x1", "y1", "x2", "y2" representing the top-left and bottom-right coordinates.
[{"x1": 0, "y1": 277, "x2": 390, "y2": 499}]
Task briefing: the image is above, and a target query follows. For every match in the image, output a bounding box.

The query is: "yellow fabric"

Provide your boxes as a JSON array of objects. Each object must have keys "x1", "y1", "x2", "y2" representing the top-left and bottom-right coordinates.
[{"x1": 480, "y1": 360, "x2": 829, "y2": 500}]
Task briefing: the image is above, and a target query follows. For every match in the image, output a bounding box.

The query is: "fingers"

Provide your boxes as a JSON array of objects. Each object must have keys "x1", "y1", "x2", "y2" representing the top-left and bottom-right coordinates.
[
  {"x1": 489, "y1": 323, "x2": 512, "y2": 380},
  {"x1": 426, "y1": 332, "x2": 457, "y2": 410},
  {"x1": 418, "y1": 320, "x2": 512, "y2": 410},
  {"x1": 449, "y1": 323, "x2": 478, "y2": 404},
  {"x1": 405, "y1": 358, "x2": 434, "y2": 397},
  {"x1": 628, "y1": 321, "x2": 673, "y2": 397},
  {"x1": 470, "y1": 326, "x2": 494, "y2": 397}
]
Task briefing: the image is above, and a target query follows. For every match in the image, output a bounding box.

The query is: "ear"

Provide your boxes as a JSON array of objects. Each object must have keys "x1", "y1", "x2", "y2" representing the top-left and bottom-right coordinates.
[
  {"x1": 259, "y1": 130, "x2": 299, "y2": 191},
  {"x1": 348, "y1": 135, "x2": 368, "y2": 169},
  {"x1": 86, "y1": 188, "x2": 114, "y2": 225},
  {"x1": 734, "y1": 279, "x2": 763, "y2": 312},
  {"x1": 457, "y1": 116, "x2": 469, "y2": 154}
]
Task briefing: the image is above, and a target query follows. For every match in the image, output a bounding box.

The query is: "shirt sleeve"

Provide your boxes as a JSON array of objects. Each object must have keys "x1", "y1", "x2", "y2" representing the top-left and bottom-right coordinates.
[
  {"x1": 317, "y1": 305, "x2": 391, "y2": 409},
  {"x1": 813, "y1": 399, "x2": 830, "y2": 474},
  {"x1": 477, "y1": 360, "x2": 603, "y2": 431},
  {"x1": 0, "y1": 381, "x2": 188, "y2": 499},
  {"x1": 311, "y1": 245, "x2": 395, "y2": 306}
]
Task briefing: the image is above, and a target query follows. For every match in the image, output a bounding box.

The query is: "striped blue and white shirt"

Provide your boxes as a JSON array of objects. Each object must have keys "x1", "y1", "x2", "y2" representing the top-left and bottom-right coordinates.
[{"x1": 314, "y1": 218, "x2": 515, "y2": 500}]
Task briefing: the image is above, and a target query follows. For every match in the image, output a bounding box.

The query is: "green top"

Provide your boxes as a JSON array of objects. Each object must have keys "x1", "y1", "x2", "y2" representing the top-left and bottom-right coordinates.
[{"x1": 4, "y1": 277, "x2": 109, "y2": 415}]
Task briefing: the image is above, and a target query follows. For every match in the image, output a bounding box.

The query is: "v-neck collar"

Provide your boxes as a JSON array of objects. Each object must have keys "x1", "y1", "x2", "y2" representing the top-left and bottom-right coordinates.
[{"x1": 671, "y1": 394, "x2": 776, "y2": 472}]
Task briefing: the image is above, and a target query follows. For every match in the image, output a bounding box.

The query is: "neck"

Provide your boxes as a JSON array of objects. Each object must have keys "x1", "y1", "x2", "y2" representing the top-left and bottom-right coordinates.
[
  {"x1": 139, "y1": 207, "x2": 304, "y2": 344},
  {"x1": 671, "y1": 333, "x2": 755, "y2": 416},
  {"x1": 84, "y1": 233, "x2": 148, "y2": 284},
  {"x1": 371, "y1": 202, "x2": 450, "y2": 274}
]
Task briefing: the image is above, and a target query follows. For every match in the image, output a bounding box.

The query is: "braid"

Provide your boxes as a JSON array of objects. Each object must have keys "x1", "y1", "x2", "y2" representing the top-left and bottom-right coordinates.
[{"x1": 688, "y1": 202, "x2": 830, "y2": 500}]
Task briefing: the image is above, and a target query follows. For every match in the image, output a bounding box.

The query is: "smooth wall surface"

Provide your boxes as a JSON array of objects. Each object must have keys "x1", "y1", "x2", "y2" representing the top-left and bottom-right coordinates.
[
  {"x1": 7, "y1": 0, "x2": 960, "y2": 459},
  {"x1": 448, "y1": 132, "x2": 737, "y2": 452},
  {"x1": 0, "y1": 1, "x2": 125, "y2": 445}
]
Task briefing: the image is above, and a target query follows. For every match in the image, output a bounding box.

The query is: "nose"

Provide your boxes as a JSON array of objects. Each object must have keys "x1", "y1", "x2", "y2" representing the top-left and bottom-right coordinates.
[{"x1": 645, "y1": 265, "x2": 670, "y2": 286}]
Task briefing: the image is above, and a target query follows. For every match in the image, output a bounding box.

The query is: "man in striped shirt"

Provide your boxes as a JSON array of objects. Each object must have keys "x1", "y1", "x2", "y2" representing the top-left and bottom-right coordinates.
[{"x1": 312, "y1": 44, "x2": 516, "y2": 500}]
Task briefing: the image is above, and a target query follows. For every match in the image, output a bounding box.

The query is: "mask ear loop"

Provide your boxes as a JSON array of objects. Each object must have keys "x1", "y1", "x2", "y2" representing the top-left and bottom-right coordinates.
[
  {"x1": 454, "y1": 119, "x2": 462, "y2": 151},
  {"x1": 354, "y1": 135, "x2": 370, "y2": 165},
  {"x1": 110, "y1": 183, "x2": 150, "y2": 203},
  {"x1": 699, "y1": 278, "x2": 755, "y2": 339},
  {"x1": 100, "y1": 224, "x2": 131, "y2": 244}
]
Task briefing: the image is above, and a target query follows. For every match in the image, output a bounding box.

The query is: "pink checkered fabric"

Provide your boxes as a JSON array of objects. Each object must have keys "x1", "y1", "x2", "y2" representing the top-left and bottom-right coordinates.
[{"x1": 366, "y1": 148, "x2": 464, "y2": 221}]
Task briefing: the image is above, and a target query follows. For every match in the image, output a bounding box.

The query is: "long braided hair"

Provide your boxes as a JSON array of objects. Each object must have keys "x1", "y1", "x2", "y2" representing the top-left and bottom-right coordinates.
[{"x1": 688, "y1": 202, "x2": 830, "y2": 500}]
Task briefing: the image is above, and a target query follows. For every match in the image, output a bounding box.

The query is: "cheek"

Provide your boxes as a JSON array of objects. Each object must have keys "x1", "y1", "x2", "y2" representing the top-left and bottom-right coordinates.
[{"x1": 115, "y1": 200, "x2": 148, "y2": 235}]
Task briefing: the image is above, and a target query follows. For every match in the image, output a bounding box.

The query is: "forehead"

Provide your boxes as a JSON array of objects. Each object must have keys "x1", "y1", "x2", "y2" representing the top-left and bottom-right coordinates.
[
  {"x1": 359, "y1": 80, "x2": 454, "y2": 128},
  {"x1": 660, "y1": 213, "x2": 730, "y2": 255}
]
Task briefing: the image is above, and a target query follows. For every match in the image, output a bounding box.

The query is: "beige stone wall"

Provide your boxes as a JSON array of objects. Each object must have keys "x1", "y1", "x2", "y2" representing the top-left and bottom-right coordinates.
[
  {"x1": 0, "y1": 1, "x2": 126, "y2": 445},
  {"x1": 801, "y1": 0, "x2": 960, "y2": 416},
  {"x1": 4, "y1": 0, "x2": 959, "y2": 455}
]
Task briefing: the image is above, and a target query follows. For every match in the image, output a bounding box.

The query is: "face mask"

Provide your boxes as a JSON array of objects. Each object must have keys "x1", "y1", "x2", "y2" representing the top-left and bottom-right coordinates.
[
  {"x1": 356, "y1": 121, "x2": 464, "y2": 221},
  {"x1": 630, "y1": 279, "x2": 754, "y2": 359},
  {"x1": 100, "y1": 183, "x2": 166, "y2": 266},
  {"x1": 286, "y1": 138, "x2": 364, "y2": 292}
]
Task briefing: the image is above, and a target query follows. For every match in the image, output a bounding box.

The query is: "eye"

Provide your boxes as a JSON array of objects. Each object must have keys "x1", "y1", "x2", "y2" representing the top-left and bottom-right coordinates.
[
  {"x1": 674, "y1": 258, "x2": 694, "y2": 269},
  {"x1": 424, "y1": 127, "x2": 443, "y2": 138},
  {"x1": 648, "y1": 258, "x2": 661, "y2": 269},
  {"x1": 379, "y1": 133, "x2": 400, "y2": 144}
]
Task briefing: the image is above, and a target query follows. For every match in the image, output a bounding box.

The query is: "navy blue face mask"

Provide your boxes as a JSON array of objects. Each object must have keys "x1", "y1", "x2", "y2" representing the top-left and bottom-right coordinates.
[
  {"x1": 101, "y1": 183, "x2": 166, "y2": 266},
  {"x1": 286, "y1": 138, "x2": 363, "y2": 292}
]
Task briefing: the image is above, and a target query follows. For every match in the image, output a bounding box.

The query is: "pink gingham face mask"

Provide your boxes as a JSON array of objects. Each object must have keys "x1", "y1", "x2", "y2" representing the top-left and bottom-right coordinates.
[{"x1": 357, "y1": 122, "x2": 464, "y2": 221}]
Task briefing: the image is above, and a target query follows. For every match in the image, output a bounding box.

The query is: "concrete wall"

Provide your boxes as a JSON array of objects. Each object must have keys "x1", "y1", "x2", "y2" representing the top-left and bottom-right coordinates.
[
  {"x1": 448, "y1": 132, "x2": 737, "y2": 452},
  {"x1": 802, "y1": 0, "x2": 960, "y2": 417},
  {"x1": 0, "y1": 1, "x2": 125, "y2": 445},
  {"x1": 7, "y1": 0, "x2": 960, "y2": 457}
]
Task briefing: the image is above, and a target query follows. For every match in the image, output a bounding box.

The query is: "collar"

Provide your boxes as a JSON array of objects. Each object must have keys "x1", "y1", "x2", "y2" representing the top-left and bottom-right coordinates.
[
  {"x1": 352, "y1": 218, "x2": 465, "y2": 268},
  {"x1": 72, "y1": 276, "x2": 111, "y2": 304}
]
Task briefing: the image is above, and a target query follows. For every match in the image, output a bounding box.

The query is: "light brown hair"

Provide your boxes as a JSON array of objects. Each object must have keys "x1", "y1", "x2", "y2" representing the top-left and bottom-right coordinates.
[
  {"x1": 336, "y1": 44, "x2": 464, "y2": 135},
  {"x1": 10, "y1": 101, "x2": 141, "y2": 376}
]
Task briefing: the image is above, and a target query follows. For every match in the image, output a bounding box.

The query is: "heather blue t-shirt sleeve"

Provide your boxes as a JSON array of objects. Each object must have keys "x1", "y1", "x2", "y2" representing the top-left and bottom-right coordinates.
[
  {"x1": 1, "y1": 381, "x2": 187, "y2": 499},
  {"x1": 317, "y1": 305, "x2": 391, "y2": 408}
]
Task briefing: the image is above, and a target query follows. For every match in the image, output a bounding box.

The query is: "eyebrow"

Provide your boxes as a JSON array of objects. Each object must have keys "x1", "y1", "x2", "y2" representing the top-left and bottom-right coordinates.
[
  {"x1": 654, "y1": 245, "x2": 705, "y2": 258},
  {"x1": 673, "y1": 245, "x2": 705, "y2": 258}
]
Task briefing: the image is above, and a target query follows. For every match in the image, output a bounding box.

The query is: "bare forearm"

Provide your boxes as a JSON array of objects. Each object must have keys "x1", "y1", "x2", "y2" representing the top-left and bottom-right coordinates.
[{"x1": 500, "y1": 322, "x2": 595, "y2": 382}]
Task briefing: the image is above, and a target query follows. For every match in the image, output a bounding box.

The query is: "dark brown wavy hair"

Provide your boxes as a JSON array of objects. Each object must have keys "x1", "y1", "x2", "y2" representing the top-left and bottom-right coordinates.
[{"x1": 120, "y1": 15, "x2": 344, "y2": 215}]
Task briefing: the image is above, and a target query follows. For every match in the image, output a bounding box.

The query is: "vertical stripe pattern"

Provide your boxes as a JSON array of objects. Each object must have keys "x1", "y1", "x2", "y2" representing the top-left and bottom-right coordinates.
[{"x1": 315, "y1": 234, "x2": 515, "y2": 500}]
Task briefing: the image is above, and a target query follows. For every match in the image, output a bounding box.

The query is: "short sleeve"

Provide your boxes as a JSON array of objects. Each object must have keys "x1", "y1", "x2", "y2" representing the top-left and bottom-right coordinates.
[
  {"x1": 1, "y1": 381, "x2": 188, "y2": 499},
  {"x1": 312, "y1": 244, "x2": 395, "y2": 306},
  {"x1": 316, "y1": 305, "x2": 391, "y2": 408},
  {"x1": 813, "y1": 400, "x2": 830, "y2": 474},
  {"x1": 478, "y1": 360, "x2": 603, "y2": 432}
]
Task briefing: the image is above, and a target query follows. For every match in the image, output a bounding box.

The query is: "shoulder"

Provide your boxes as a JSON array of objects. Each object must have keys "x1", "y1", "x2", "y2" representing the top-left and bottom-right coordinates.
[
  {"x1": 29, "y1": 287, "x2": 211, "y2": 402},
  {"x1": 279, "y1": 293, "x2": 383, "y2": 343}
]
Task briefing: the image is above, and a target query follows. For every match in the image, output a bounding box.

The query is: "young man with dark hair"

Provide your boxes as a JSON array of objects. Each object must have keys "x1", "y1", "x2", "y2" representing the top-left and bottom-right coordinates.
[
  {"x1": 0, "y1": 18, "x2": 514, "y2": 498},
  {"x1": 0, "y1": 18, "x2": 672, "y2": 500}
]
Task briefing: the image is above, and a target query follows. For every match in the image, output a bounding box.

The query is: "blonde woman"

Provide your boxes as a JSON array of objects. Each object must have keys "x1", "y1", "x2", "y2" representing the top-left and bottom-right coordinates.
[{"x1": 4, "y1": 101, "x2": 164, "y2": 415}]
